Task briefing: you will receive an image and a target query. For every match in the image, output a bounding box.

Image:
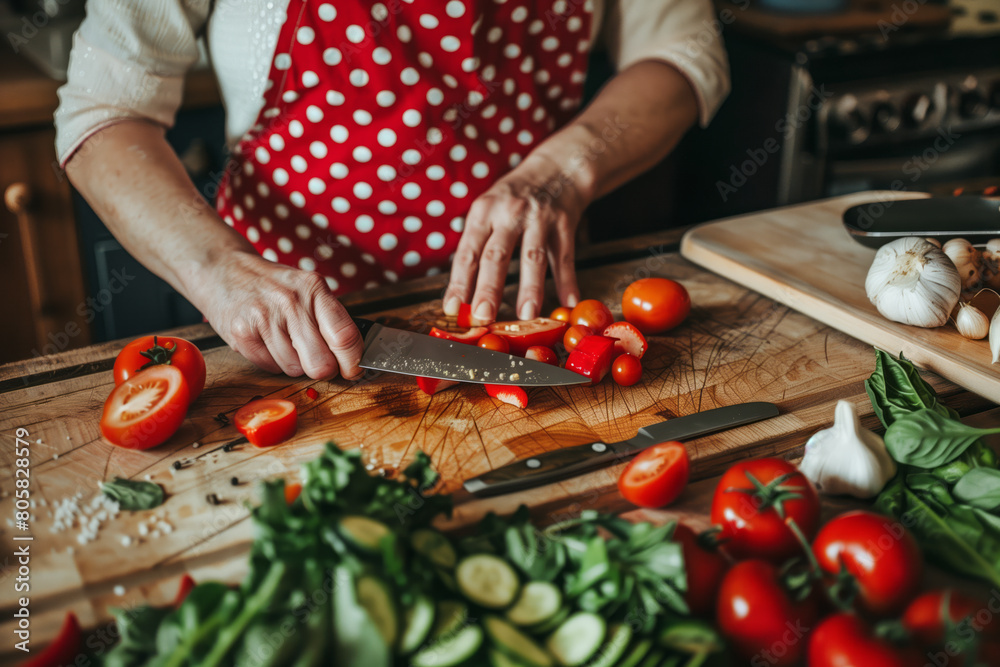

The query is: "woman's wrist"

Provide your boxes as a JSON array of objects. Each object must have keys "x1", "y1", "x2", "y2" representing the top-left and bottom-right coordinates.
[{"x1": 523, "y1": 123, "x2": 601, "y2": 209}]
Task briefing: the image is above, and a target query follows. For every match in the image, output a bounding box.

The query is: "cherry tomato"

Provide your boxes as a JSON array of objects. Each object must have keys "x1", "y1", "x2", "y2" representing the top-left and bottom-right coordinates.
[
  {"x1": 569, "y1": 299, "x2": 614, "y2": 331},
  {"x1": 618, "y1": 441, "x2": 689, "y2": 508},
  {"x1": 234, "y1": 398, "x2": 298, "y2": 448},
  {"x1": 611, "y1": 353, "x2": 642, "y2": 386},
  {"x1": 173, "y1": 574, "x2": 197, "y2": 608},
  {"x1": 22, "y1": 612, "x2": 81, "y2": 667},
  {"x1": 550, "y1": 306, "x2": 572, "y2": 322},
  {"x1": 808, "y1": 613, "x2": 918, "y2": 667},
  {"x1": 903, "y1": 589, "x2": 1000, "y2": 647},
  {"x1": 100, "y1": 365, "x2": 190, "y2": 450},
  {"x1": 673, "y1": 524, "x2": 729, "y2": 618},
  {"x1": 622, "y1": 278, "x2": 691, "y2": 335},
  {"x1": 563, "y1": 325, "x2": 593, "y2": 352},
  {"x1": 477, "y1": 333, "x2": 510, "y2": 354},
  {"x1": 429, "y1": 326, "x2": 488, "y2": 345},
  {"x1": 487, "y1": 318, "x2": 567, "y2": 355},
  {"x1": 284, "y1": 482, "x2": 303, "y2": 505},
  {"x1": 716, "y1": 560, "x2": 819, "y2": 667},
  {"x1": 812, "y1": 510, "x2": 922, "y2": 617},
  {"x1": 114, "y1": 335, "x2": 206, "y2": 399},
  {"x1": 710, "y1": 458, "x2": 820, "y2": 563},
  {"x1": 525, "y1": 346, "x2": 559, "y2": 366}
]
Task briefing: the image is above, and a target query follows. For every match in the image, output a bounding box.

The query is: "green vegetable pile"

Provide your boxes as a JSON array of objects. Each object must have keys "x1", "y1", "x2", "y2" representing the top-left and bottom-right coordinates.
[
  {"x1": 867, "y1": 350, "x2": 1000, "y2": 587},
  {"x1": 96, "y1": 443, "x2": 723, "y2": 667}
]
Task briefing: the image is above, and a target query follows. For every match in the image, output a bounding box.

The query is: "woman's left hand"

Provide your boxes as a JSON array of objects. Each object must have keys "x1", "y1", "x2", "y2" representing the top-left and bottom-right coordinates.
[{"x1": 442, "y1": 152, "x2": 592, "y2": 323}]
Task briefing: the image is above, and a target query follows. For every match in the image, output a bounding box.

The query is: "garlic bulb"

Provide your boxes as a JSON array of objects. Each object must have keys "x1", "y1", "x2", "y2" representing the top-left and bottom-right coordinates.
[
  {"x1": 865, "y1": 237, "x2": 961, "y2": 328},
  {"x1": 942, "y1": 238, "x2": 983, "y2": 290},
  {"x1": 991, "y1": 306, "x2": 1000, "y2": 364},
  {"x1": 800, "y1": 400, "x2": 897, "y2": 499},
  {"x1": 955, "y1": 302, "x2": 990, "y2": 339}
]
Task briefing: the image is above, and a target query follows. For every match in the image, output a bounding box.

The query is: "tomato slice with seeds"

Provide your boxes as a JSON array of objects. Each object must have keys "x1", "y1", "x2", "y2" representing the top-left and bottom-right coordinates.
[
  {"x1": 618, "y1": 441, "x2": 690, "y2": 508},
  {"x1": 100, "y1": 365, "x2": 190, "y2": 450},
  {"x1": 487, "y1": 318, "x2": 568, "y2": 356},
  {"x1": 234, "y1": 398, "x2": 298, "y2": 448}
]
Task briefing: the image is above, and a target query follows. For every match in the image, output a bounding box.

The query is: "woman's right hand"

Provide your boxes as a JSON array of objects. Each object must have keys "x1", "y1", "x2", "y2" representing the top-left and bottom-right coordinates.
[{"x1": 194, "y1": 251, "x2": 365, "y2": 380}]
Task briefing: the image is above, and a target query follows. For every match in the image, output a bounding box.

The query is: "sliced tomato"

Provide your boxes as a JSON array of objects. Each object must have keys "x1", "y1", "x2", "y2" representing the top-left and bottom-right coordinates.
[
  {"x1": 234, "y1": 398, "x2": 298, "y2": 448},
  {"x1": 113, "y1": 335, "x2": 206, "y2": 399},
  {"x1": 416, "y1": 376, "x2": 459, "y2": 395},
  {"x1": 618, "y1": 441, "x2": 690, "y2": 508},
  {"x1": 602, "y1": 321, "x2": 648, "y2": 359},
  {"x1": 487, "y1": 318, "x2": 568, "y2": 356},
  {"x1": 173, "y1": 574, "x2": 196, "y2": 608},
  {"x1": 563, "y1": 325, "x2": 592, "y2": 353},
  {"x1": 612, "y1": 353, "x2": 642, "y2": 386},
  {"x1": 429, "y1": 326, "x2": 489, "y2": 345},
  {"x1": 21, "y1": 612, "x2": 81, "y2": 667},
  {"x1": 565, "y1": 335, "x2": 616, "y2": 385},
  {"x1": 477, "y1": 333, "x2": 510, "y2": 353},
  {"x1": 100, "y1": 365, "x2": 190, "y2": 450},
  {"x1": 525, "y1": 346, "x2": 559, "y2": 366},
  {"x1": 485, "y1": 384, "x2": 528, "y2": 408}
]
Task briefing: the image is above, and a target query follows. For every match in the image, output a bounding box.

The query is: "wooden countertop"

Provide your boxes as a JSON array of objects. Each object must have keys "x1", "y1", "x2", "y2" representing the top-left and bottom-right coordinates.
[{"x1": 0, "y1": 228, "x2": 996, "y2": 652}]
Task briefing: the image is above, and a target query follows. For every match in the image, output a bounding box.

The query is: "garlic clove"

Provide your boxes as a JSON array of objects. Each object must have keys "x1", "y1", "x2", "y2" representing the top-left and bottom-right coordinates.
[
  {"x1": 955, "y1": 302, "x2": 990, "y2": 340},
  {"x1": 991, "y1": 305, "x2": 1000, "y2": 364},
  {"x1": 942, "y1": 238, "x2": 984, "y2": 290}
]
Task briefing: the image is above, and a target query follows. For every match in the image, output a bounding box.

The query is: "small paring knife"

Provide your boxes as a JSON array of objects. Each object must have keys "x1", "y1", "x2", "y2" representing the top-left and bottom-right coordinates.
[
  {"x1": 463, "y1": 402, "x2": 780, "y2": 496},
  {"x1": 353, "y1": 318, "x2": 589, "y2": 387}
]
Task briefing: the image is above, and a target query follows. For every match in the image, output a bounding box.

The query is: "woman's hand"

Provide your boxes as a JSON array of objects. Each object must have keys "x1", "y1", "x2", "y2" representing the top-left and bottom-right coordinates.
[
  {"x1": 195, "y1": 252, "x2": 365, "y2": 380},
  {"x1": 442, "y1": 151, "x2": 592, "y2": 323}
]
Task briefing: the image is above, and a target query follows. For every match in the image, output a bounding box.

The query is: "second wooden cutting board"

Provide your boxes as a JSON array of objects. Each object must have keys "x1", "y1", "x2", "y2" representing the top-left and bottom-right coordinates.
[{"x1": 680, "y1": 190, "x2": 1000, "y2": 403}]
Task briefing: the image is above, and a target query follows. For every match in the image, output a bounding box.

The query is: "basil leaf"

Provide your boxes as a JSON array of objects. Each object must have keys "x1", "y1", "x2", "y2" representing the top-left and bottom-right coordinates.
[
  {"x1": 885, "y1": 410, "x2": 1000, "y2": 469},
  {"x1": 100, "y1": 477, "x2": 165, "y2": 511},
  {"x1": 865, "y1": 350, "x2": 958, "y2": 428},
  {"x1": 953, "y1": 468, "x2": 1000, "y2": 510}
]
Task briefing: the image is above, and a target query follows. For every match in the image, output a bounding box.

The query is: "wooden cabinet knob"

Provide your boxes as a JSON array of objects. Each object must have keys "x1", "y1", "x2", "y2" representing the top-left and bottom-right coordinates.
[{"x1": 5, "y1": 182, "x2": 32, "y2": 215}]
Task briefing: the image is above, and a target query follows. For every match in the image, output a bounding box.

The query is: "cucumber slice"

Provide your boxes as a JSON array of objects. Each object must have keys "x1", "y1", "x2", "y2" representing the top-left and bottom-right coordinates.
[
  {"x1": 506, "y1": 582, "x2": 562, "y2": 627},
  {"x1": 545, "y1": 612, "x2": 606, "y2": 667},
  {"x1": 356, "y1": 575, "x2": 398, "y2": 646},
  {"x1": 412, "y1": 625, "x2": 484, "y2": 667},
  {"x1": 637, "y1": 649, "x2": 666, "y2": 667},
  {"x1": 614, "y1": 638, "x2": 652, "y2": 667},
  {"x1": 583, "y1": 624, "x2": 631, "y2": 667},
  {"x1": 484, "y1": 616, "x2": 554, "y2": 667},
  {"x1": 489, "y1": 648, "x2": 530, "y2": 667},
  {"x1": 338, "y1": 515, "x2": 391, "y2": 553},
  {"x1": 456, "y1": 554, "x2": 521, "y2": 609},
  {"x1": 527, "y1": 607, "x2": 570, "y2": 636},
  {"x1": 399, "y1": 594, "x2": 436, "y2": 655},
  {"x1": 432, "y1": 600, "x2": 469, "y2": 640},
  {"x1": 412, "y1": 529, "x2": 458, "y2": 568}
]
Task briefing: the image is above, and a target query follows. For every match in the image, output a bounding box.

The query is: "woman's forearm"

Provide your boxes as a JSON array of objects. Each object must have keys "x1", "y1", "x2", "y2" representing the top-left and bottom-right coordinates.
[
  {"x1": 530, "y1": 59, "x2": 700, "y2": 202},
  {"x1": 64, "y1": 120, "x2": 254, "y2": 307}
]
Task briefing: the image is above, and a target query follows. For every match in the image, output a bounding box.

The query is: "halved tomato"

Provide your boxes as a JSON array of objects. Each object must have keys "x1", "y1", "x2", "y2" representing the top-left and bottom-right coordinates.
[
  {"x1": 429, "y1": 326, "x2": 488, "y2": 345},
  {"x1": 100, "y1": 365, "x2": 190, "y2": 450},
  {"x1": 618, "y1": 441, "x2": 690, "y2": 508},
  {"x1": 487, "y1": 318, "x2": 568, "y2": 356},
  {"x1": 234, "y1": 398, "x2": 298, "y2": 448}
]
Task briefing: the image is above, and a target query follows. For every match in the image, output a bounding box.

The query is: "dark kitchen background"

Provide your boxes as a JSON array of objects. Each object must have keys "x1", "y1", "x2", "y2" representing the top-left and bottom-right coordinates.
[{"x1": 1, "y1": 0, "x2": 998, "y2": 364}]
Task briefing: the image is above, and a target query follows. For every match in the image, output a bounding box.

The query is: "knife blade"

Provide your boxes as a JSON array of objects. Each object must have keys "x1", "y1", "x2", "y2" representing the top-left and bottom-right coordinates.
[
  {"x1": 354, "y1": 318, "x2": 589, "y2": 387},
  {"x1": 463, "y1": 402, "x2": 780, "y2": 496},
  {"x1": 843, "y1": 197, "x2": 1000, "y2": 249}
]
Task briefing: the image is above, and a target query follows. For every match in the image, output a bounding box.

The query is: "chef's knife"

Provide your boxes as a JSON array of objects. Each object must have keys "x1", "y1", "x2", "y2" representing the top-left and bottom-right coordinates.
[
  {"x1": 463, "y1": 401, "x2": 780, "y2": 496},
  {"x1": 353, "y1": 318, "x2": 589, "y2": 387},
  {"x1": 843, "y1": 196, "x2": 1000, "y2": 249}
]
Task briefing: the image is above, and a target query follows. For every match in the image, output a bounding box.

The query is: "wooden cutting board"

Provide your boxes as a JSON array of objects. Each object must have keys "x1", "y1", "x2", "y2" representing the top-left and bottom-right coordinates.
[
  {"x1": 681, "y1": 190, "x2": 1000, "y2": 404},
  {"x1": 1, "y1": 241, "x2": 990, "y2": 651}
]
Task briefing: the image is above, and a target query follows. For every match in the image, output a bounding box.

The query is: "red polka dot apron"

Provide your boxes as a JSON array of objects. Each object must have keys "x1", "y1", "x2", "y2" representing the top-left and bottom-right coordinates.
[{"x1": 217, "y1": 0, "x2": 593, "y2": 295}]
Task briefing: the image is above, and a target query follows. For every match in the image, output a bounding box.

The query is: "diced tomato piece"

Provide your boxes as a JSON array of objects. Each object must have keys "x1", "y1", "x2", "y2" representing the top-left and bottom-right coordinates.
[
  {"x1": 484, "y1": 384, "x2": 528, "y2": 408},
  {"x1": 565, "y1": 335, "x2": 616, "y2": 385},
  {"x1": 429, "y1": 326, "x2": 489, "y2": 345},
  {"x1": 488, "y1": 318, "x2": 568, "y2": 355},
  {"x1": 602, "y1": 321, "x2": 648, "y2": 359},
  {"x1": 525, "y1": 346, "x2": 559, "y2": 366},
  {"x1": 416, "y1": 376, "x2": 460, "y2": 395},
  {"x1": 173, "y1": 574, "x2": 196, "y2": 608},
  {"x1": 457, "y1": 303, "x2": 472, "y2": 328},
  {"x1": 21, "y1": 612, "x2": 81, "y2": 667},
  {"x1": 305, "y1": 387, "x2": 319, "y2": 400},
  {"x1": 234, "y1": 399, "x2": 297, "y2": 448},
  {"x1": 284, "y1": 482, "x2": 302, "y2": 505}
]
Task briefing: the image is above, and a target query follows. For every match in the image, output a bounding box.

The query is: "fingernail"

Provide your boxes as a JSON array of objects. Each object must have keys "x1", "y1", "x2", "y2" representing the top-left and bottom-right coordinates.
[
  {"x1": 566, "y1": 294, "x2": 579, "y2": 308},
  {"x1": 519, "y1": 301, "x2": 535, "y2": 321},
  {"x1": 473, "y1": 301, "x2": 494, "y2": 323},
  {"x1": 443, "y1": 296, "x2": 460, "y2": 316}
]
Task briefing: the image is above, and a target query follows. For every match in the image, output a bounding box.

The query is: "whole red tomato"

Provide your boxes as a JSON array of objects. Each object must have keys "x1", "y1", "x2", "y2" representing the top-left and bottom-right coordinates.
[
  {"x1": 114, "y1": 335, "x2": 206, "y2": 399},
  {"x1": 569, "y1": 299, "x2": 614, "y2": 331},
  {"x1": 618, "y1": 441, "x2": 689, "y2": 508},
  {"x1": 673, "y1": 524, "x2": 729, "y2": 618},
  {"x1": 710, "y1": 458, "x2": 820, "y2": 563},
  {"x1": 812, "y1": 510, "x2": 922, "y2": 617},
  {"x1": 716, "y1": 560, "x2": 819, "y2": 667},
  {"x1": 562, "y1": 325, "x2": 592, "y2": 352},
  {"x1": 622, "y1": 278, "x2": 690, "y2": 335},
  {"x1": 611, "y1": 353, "x2": 642, "y2": 386},
  {"x1": 808, "y1": 613, "x2": 918, "y2": 667},
  {"x1": 903, "y1": 589, "x2": 1000, "y2": 647},
  {"x1": 477, "y1": 333, "x2": 510, "y2": 354}
]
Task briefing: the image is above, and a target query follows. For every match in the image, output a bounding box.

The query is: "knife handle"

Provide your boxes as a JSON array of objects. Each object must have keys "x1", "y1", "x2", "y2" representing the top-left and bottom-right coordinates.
[
  {"x1": 464, "y1": 441, "x2": 631, "y2": 497},
  {"x1": 352, "y1": 317, "x2": 376, "y2": 339}
]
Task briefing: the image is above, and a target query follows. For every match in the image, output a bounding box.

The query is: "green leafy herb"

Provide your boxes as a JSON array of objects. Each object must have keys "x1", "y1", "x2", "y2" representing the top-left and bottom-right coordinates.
[
  {"x1": 885, "y1": 410, "x2": 1000, "y2": 469},
  {"x1": 865, "y1": 350, "x2": 958, "y2": 429},
  {"x1": 953, "y1": 468, "x2": 1000, "y2": 510},
  {"x1": 100, "y1": 477, "x2": 165, "y2": 511}
]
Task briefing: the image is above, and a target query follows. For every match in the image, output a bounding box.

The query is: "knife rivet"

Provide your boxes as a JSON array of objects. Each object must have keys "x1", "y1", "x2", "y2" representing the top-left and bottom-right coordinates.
[
  {"x1": 592, "y1": 443, "x2": 607, "y2": 452},
  {"x1": 526, "y1": 459, "x2": 541, "y2": 469}
]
